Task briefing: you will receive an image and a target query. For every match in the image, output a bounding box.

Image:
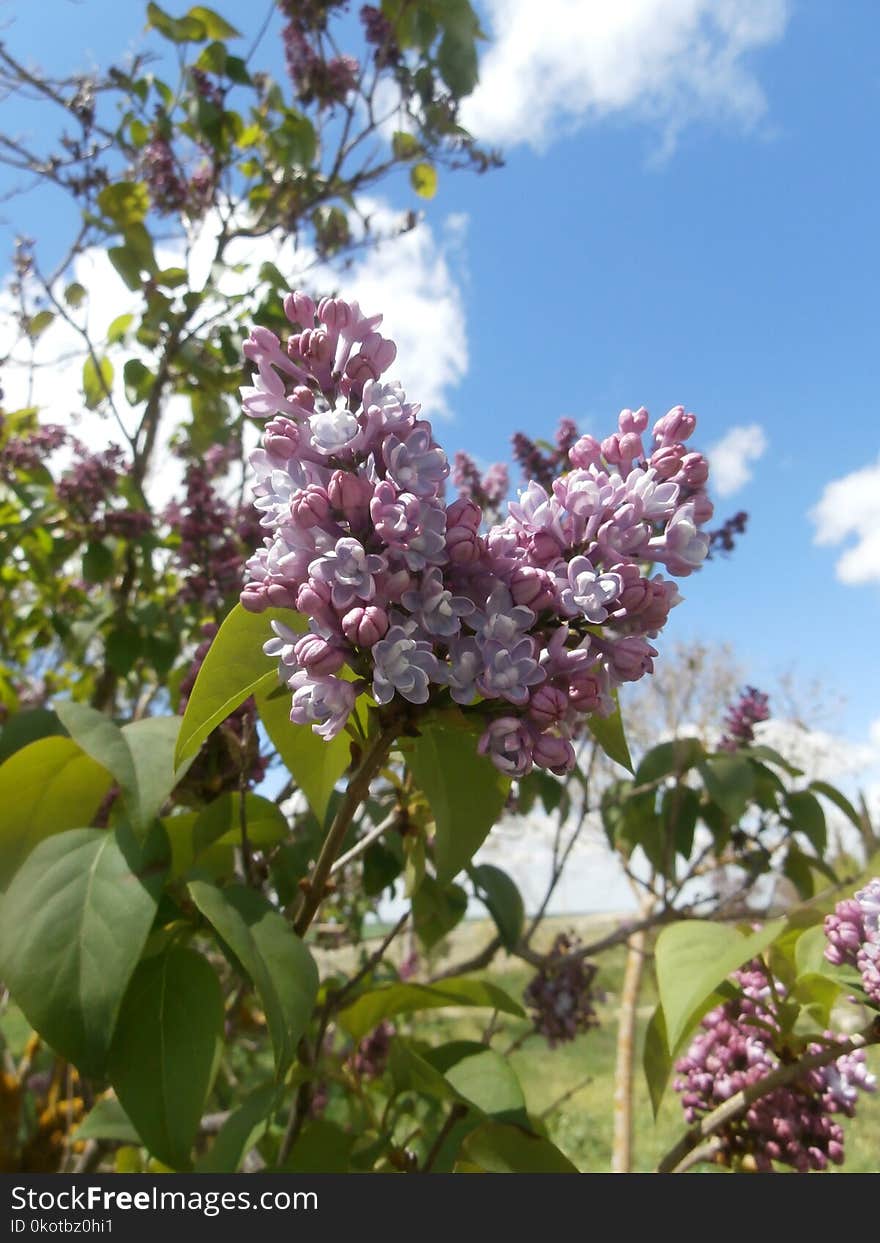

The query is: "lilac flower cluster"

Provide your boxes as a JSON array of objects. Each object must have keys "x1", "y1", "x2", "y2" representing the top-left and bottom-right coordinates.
[
  {"x1": 142, "y1": 135, "x2": 187, "y2": 215},
  {"x1": 511, "y1": 419, "x2": 579, "y2": 492},
  {"x1": 675, "y1": 965, "x2": 876, "y2": 1171},
  {"x1": 825, "y1": 879, "x2": 880, "y2": 1007},
  {"x1": 452, "y1": 451, "x2": 509, "y2": 524},
  {"x1": 282, "y1": 13, "x2": 358, "y2": 109},
  {"x1": 0, "y1": 414, "x2": 67, "y2": 483},
  {"x1": 240, "y1": 290, "x2": 713, "y2": 776},
  {"x1": 165, "y1": 453, "x2": 259, "y2": 613},
  {"x1": 57, "y1": 442, "x2": 151, "y2": 540},
  {"x1": 359, "y1": 4, "x2": 399, "y2": 66},
  {"x1": 348, "y1": 1020, "x2": 395, "y2": 1079},
  {"x1": 707, "y1": 509, "x2": 748, "y2": 559},
  {"x1": 719, "y1": 685, "x2": 770, "y2": 752},
  {"x1": 524, "y1": 932, "x2": 599, "y2": 1047}
]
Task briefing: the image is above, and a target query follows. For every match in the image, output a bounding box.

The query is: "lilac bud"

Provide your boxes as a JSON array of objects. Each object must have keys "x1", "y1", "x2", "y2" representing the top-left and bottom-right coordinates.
[
  {"x1": 264, "y1": 416, "x2": 301, "y2": 459},
  {"x1": 531, "y1": 730, "x2": 576, "y2": 775},
  {"x1": 568, "y1": 434, "x2": 602, "y2": 469},
  {"x1": 601, "y1": 434, "x2": 623, "y2": 464},
  {"x1": 446, "y1": 523, "x2": 482, "y2": 565},
  {"x1": 619, "y1": 406, "x2": 649, "y2": 435},
  {"x1": 296, "y1": 580, "x2": 338, "y2": 631},
  {"x1": 527, "y1": 685, "x2": 568, "y2": 727},
  {"x1": 649, "y1": 443, "x2": 685, "y2": 479},
  {"x1": 328, "y1": 468, "x2": 373, "y2": 525},
  {"x1": 293, "y1": 633, "x2": 347, "y2": 676},
  {"x1": 607, "y1": 635, "x2": 657, "y2": 681},
  {"x1": 680, "y1": 451, "x2": 709, "y2": 486},
  {"x1": 284, "y1": 290, "x2": 316, "y2": 327},
  {"x1": 653, "y1": 405, "x2": 696, "y2": 447},
  {"x1": 510, "y1": 565, "x2": 556, "y2": 612},
  {"x1": 290, "y1": 485, "x2": 331, "y2": 527},
  {"x1": 447, "y1": 496, "x2": 482, "y2": 532},
  {"x1": 342, "y1": 605, "x2": 389, "y2": 647}
]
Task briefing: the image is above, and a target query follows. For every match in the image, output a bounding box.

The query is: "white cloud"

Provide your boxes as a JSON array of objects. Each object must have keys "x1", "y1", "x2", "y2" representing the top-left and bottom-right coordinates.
[
  {"x1": 707, "y1": 422, "x2": 767, "y2": 496},
  {"x1": 810, "y1": 456, "x2": 880, "y2": 586},
  {"x1": 463, "y1": 0, "x2": 790, "y2": 152}
]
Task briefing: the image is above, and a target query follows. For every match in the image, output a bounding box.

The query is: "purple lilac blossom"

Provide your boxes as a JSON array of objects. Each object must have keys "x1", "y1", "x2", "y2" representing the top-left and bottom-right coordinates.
[
  {"x1": 674, "y1": 964, "x2": 876, "y2": 1171},
  {"x1": 238, "y1": 290, "x2": 713, "y2": 766}
]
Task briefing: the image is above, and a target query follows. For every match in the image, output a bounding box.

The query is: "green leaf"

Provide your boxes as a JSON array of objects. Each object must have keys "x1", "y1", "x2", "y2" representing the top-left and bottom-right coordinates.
[
  {"x1": 655, "y1": 919, "x2": 785, "y2": 1051},
  {"x1": 794, "y1": 923, "x2": 830, "y2": 978},
  {"x1": 190, "y1": 792, "x2": 289, "y2": 861},
  {"x1": 437, "y1": 29, "x2": 479, "y2": 97},
  {"x1": 97, "y1": 181, "x2": 149, "y2": 227},
  {"x1": 0, "y1": 825, "x2": 168, "y2": 1076},
  {"x1": 412, "y1": 875, "x2": 468, "y2": 950},
  {"x1": 64, "y1": 282, "x2": 86, "y2": 307},
  {"x1": 635, "y1": 737, "x2": 704, "y2": 786},
  {"x1": 279, "y1": 1119, "x2": 356, "y2": 1173},
  {"x1": 699, "y1": 754, "x2": 755, "y2": 821},
  {"x1": 339, "y1": 977, "x2": 523, "y2": 1043},
  {"x1": 55, "y1": 703, "x2": 185, "y2": 836},
  {"x1": 75, "y1": 1096, "x2": 140, "y2": 1145},
  {"x1": 809, "y1": 780, "x2": 863, "y2": 831},
  {"x1": 188, "y1": 881, "x2": 318, "y2": 1077},
  {"x1": 0, "y1": 737, "x2": 112, "y2": 885},
  {"x1": 108, "y1": 945, "x2": 223, "y2": 1170},
  {"x1": 26, "y1": 310, "x2": 55, "y2": 339},
  {"x1": 406, "y1": 722, "x2": 509, "y2": 881},
  {"x1": 642, "y1": 1004, "x2": 671, "y2": 1119},
  {"x1": 107, "y1": 313, "x2": 134, "y2": 344},
  {"x1": 187, "y1": 6, "x2": 240, "y2": 38},
  {"x1": 82, "y1": 541, "x2": 115, "y2": 583},
  {"x1": 585, "y1": 695, "x2": 633, "y2": 773},
  {"x1": 108, "y1": 246, "x2": 143, "y2": 291},
  {"x1": 410, "y1": 162, "x2": 438, "y2": 199},
  {"x1": 255, "y1": 677, "x2": 351, "y2": 827},
  {"x1": 196, "y1": 1082, "x2": 279, "y2": 1173},
  {"x1": 444, "y1": 1048, "x2": 526, "y2": 1124},
  {"x1": 785, "y1": 789, "x2": 827, "y2": 854},
  {"x1": 146, "y1": 2, "x2": 206, "y2": 42},
  {"x1": 123, "y1": 358, "x2": 153, "y2": 405},
  {"x1": 392, "y1": 130, "x2": 421, "y2": 160},
  {"x1": 469, "y1": 863, "x2": 524, "y2": 949},
  {"x1": 462, "y1": 1122, "x2": 577, "y2": 1173},
  {"x1": 0, "y1": 708, "x2": 64, "y2": 765},
  {"x1": 175, "y1": 603, "x2": 304, "y2": 768},
  {"x1": 82, "y1": 355, "x2": 114, "y2": 409}
]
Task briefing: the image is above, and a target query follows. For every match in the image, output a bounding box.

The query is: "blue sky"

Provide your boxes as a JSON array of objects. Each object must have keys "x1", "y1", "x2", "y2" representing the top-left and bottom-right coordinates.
[{"x1": 1, "y1": 0, "x2": 878, "y2": 754}]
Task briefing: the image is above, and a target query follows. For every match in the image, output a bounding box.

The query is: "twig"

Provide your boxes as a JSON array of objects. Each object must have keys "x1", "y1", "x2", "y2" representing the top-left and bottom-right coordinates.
[
  {"x1": 329, "y1": 811, "x2": 397, "y2": 877},
  {"x1": 656, "y1": 1018, "x2": 880, "y2": 1173},
  {"x1": 421, "y1": 1103, "x2": 467, "y2": 1173},
  {"x1": 293, "y1": 725, "x2": 396, "y2": 937}
]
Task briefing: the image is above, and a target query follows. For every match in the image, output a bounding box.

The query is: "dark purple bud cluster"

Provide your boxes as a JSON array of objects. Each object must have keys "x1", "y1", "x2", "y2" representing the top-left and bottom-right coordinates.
[
  {"x1": 349, "y1": 1020, "x2": 395, "y2": 1079},
  {"x1": 825, "y1": 879, "x2": 880, "y2": 1007},
  {"x1": 524, "y1": 933, "x2": 600, "y2": 1047},
  {"x1": 452, "y1": 451, "x2": 509, "y2": 523},
  {"x1": 707, "y1": 509, "x2": 748, "y2": 558},
  {"x1": 675, "y1": 964, "x2": 876, "y2": 1171},
  {"x1": 56, "y1": 442, "x2": 151, "y2": 540},
  {"x1": 165, "y1": 460, "x2": 259, "y2": 613},
  {"x1": 0, "y1": 413, "x2": 67, "y2": 482},
  {"x1": 142, "y1": 135, "x2": 187, "y2": 214},
  {"x1": 282, "y1": 21, "x2": 358, "y2": 109},
  {"x1": 719, "y1": 685, "x2": 770, "y2": 751},
  {"x1": 359, "y1": 5, "x2": 399, "y2": 66}
]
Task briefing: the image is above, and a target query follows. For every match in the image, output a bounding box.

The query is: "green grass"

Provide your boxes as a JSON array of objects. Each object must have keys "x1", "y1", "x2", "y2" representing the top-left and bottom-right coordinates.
[{"x1": 409, "y1": 915, "x2": 880, "y2": 1173}]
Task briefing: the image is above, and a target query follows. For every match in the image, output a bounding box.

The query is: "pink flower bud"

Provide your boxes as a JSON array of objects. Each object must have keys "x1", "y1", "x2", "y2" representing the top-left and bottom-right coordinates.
[
  {"x1": 528, "y1": 685, "x2": 568, "y2": 727},
  {"x1": 284, "y1": 290, "x2": 316, "y2": 327},
  {"x1": 294, "y1": 633, "x2": 347, "y2": 676},
  {"x1": 619, "y1": 406, "x2": 649, "y2": 435},
  {"x1": 446, "y1": 496, "x2": 482, "y2": 532},
  {"x1": 446, "y1": 524, "x2": 482, "y2": 564},
  {"x1": 680, "y1": 451, "x2": 709, "y2": 486},
  {"x1": 290, "y1": 485, "x2": 331, "y2": 528},
  {"x1": 608, "y1": 636, "x2": 657, "y2": 682},
  {"x1": 264, "y1": 416, "x2": 301, "y2": 459},
  {"x1": 265, "y1": 583, "x2": 299, "y2": 609},
  {"x1": 653, "y1": 405, "x2": 696, "y2": 447},
  {"x1": 342, "y1": 605, "x2": 389, "y2": 647},
  {"x1": 241, "y1": 586, "x2": 269, "y2": 613},
  {"x1": 649, "y1": 443, "x2": 685, "y2": 479},
  {"x1": 510, "y1": 565, "x2": 556, "y2": 611},
  {"x1": 601, "y1": 434, "x2": 622, "y2": 463},
  {"x1": 296, "y1": 580, "x2": 337, "y2": 630},
  {"x1": 569, "y1": 434, "x2": 602, "y2": 469},
  {"x1": 531, "y1": 730, "x2": 576, "y2": 775},
  {"x1": 691, "y1": 492, "x2": 714, "y2": 524},
  {"x1": 568, "y1": 667, "x2": 604, "y2": 710},
  {"x1": 328, "y1": 469, "x2": 373, "y2": 524}
]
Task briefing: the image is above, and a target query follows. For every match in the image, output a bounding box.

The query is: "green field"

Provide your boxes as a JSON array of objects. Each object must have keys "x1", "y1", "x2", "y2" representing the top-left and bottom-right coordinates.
[{"x1": 409, "y1": 915, "x2": 880, "y2": 1174}]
